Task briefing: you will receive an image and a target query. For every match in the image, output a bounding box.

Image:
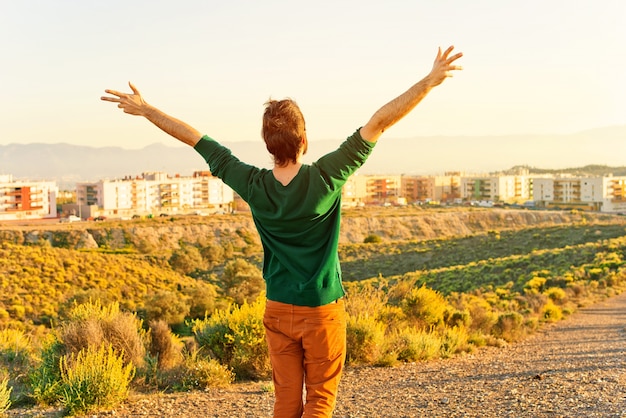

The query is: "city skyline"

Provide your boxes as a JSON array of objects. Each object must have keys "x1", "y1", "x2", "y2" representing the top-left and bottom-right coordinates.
[{"x1": 1, "y1": 1, "x2": 624, "y2": 162}]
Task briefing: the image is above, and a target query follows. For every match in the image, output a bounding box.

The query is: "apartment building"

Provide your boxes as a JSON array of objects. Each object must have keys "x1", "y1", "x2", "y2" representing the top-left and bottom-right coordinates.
[
  {"x1": 460, "y1": 175, "x2": 532, "y2": 203},
  {"x1": 533, "y1": 176, "x2": 626, "y2": 212},
  {"x1": 0, "y1": 174, "x2": 58, "y2": 220},
  {"x1": 364, "y1": 175, "x2": 402, "y2": 205},
  {"x1": 75, "y1": 171, "x2": 234, "y2": 218}
]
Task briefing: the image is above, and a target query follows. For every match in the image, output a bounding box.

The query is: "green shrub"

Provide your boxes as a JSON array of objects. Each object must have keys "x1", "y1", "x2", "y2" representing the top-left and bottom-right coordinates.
[
  {"x1": 59, "y1": 344, "x2": 135, "y2": 416},
  {"x1": 0, "y1": 377, "x2": 11, "y2": 415},
  {"x1": 345, "y1": 314, "x2": 385, "y2": 365},
  {"x1": 193, "y1": 297, "x2": 269, "y2": 380},
  {"x1": 29, "y1": 336, "x2": 64, "y2": 406}
]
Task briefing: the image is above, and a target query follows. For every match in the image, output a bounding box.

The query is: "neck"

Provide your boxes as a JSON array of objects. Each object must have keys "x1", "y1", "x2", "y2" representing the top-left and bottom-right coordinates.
[{"x1": 273, "y1": 161, "x2": 302, "y2": 186}]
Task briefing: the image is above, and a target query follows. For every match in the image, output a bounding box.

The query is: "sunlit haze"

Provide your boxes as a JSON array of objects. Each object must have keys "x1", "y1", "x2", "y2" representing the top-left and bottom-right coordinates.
[{"x1": 1, "y1": 0, "x2": 624, "y2": 156}]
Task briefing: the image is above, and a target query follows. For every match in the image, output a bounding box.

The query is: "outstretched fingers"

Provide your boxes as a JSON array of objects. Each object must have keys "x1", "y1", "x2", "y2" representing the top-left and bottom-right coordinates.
[{"x1": 101, "y1": 89, "x2": 125, "y2": 102}]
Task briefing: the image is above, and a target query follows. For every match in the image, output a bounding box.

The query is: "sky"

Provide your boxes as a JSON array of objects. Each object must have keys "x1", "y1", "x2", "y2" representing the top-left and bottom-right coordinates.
[{"x1": 1, "y1": 0, "x2": 624, "y2": 151}]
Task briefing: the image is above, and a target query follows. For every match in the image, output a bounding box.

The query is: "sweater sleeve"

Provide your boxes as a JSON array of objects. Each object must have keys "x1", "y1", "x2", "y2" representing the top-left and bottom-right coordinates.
[
  {"x1": 193, "y1": 135, "x2": 260, "y2": 201},
  {"x1": 313, "y1": 129, "x2": 376, "y2": 190}
]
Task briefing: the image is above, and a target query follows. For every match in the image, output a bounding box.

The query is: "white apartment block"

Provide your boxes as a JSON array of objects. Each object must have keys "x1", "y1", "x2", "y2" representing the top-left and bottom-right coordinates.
[
  {"x1": 0, "y1": 174, "x2": 58, "y2": 220},
  {"x1": 533, "y1": 176, "x2": 626, "y2": 212},
  {"x1": 460, "y1": 175, "x2": 532, "y2": 203},
  {"x1": 76, "y1": 171, "x2": 234, "y2": 217}
]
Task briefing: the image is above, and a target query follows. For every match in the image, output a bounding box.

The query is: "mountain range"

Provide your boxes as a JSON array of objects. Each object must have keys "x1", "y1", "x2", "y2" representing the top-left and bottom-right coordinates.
[{"x1": 1, "y1": 125, "x2": 624, "y2": 189}]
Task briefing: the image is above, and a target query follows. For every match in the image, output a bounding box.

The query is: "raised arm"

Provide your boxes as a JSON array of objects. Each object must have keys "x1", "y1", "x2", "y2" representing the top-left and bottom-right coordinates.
[
  {"x1": 101, "y1": 82, "x2": 202, "y2": 147},
  {"x1": 359, "y1": 46, "x2": 463, "y2": 143}
]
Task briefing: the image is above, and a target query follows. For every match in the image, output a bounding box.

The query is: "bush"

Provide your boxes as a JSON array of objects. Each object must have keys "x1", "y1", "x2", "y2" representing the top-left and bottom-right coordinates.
[
  {"x1": 177, "y1": 353, "x2": 234, "y2": 390},
  {"x1": 220, "y1": 259, "x2": 264, "y2": 305},
  {"x1": 143, "y1": 290, "x2": 191, "y2": 327},
  {"x1": 387, "y1": 328, "x2": 440, "y2": 362},
  {"x1": 402, "y1": 285, "x2": 447, "y2": 330},
  {"x1": 193, "y1": 297, "x2": 270, "y2": 380},
  {"x1": 59, "y1": 344, "x2": 135, "y2": 416},
  {"x1": 345, "y1": 283, "x2": 389, "y2": 319},
  {"x1": 169, "y1": 245, "x2": 206, "y2": 275},
  {"x1": 440, "y1": 326, "x2": 470, "y2": 358},
  {"x1": 345, "y1": 314, "x2": 385, "y2": 365},
  {"x1": 0, "y1": 328, "x2": 32, "y2": 368},
  {"x1": 492, "y1": 312, "x2": 525, "y2": 342},
  {"x1": 62, "y1": 300, "x2": 146, "y2": 368},
  {"x1": 363, "y1": 234, "x2": 382, "y2": 244},
  {"x1": 545, "y1": 287, "x2": 567, "y2": 302},
  {"x1": 29, "y1": 337, "x2": 64, "y2": 406},
  {"x1": 0, "y1": 377, "x2": 11, "y2": 415},
  {"x1": 148, "y1": 320, "x2": 183, "y2": 370},
  {"x1": 200, "y1": 242, "x2": 225, "y2": 267},
  {"x1": 0, "y1": 328, "x2": 34, "y2": 406},
  {"x1": 542, "y1": 302, "x2": 563, "y2": 322}
]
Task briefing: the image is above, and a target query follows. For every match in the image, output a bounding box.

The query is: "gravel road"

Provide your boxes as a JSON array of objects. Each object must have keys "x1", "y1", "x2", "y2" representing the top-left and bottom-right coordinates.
[{"x1": 10, "y1": 292, "x2": 626, "y2": 417}]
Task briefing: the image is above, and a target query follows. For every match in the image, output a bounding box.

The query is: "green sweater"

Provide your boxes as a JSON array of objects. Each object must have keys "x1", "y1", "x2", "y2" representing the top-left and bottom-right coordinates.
[{"x1": 194, "y1": 129, "x2": 375, "y2": 306}]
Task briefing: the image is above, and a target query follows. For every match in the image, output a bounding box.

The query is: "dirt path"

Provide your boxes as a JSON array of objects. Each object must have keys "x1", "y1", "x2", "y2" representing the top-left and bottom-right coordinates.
[{"x1": 10, "y1": 292, "x2": 626, "y2": 417}]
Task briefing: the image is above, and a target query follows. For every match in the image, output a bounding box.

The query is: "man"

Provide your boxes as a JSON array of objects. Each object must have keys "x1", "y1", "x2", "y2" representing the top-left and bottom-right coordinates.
[{"x1": 101, "y1": 45, "x2": 462, "y2": 418}]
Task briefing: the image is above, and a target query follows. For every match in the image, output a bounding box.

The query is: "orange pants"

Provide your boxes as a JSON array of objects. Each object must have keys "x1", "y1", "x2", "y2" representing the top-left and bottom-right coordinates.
[{"x1": 263, "y1": 299, "x2": 347, "y2": 418}]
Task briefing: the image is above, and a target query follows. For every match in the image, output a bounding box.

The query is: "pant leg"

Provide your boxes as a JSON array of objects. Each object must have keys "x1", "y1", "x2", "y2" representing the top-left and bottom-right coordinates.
[
  {"x1": 264, "y1": 303, "x2": 305, "y2": 418},
  {"x1": 301, "y1": 300, "x2": 347, "y2": 418}
]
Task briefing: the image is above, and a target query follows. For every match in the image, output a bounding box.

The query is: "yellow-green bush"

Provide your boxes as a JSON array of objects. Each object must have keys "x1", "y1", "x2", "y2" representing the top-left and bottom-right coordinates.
[
  {"x1": 143, "y1": 290, "x2": 191, "y2": 327},
  {"x1": 440, "y1": 326, "x2": 470, "y2": 358},
  {"x1": 542, "y1": 302, "x2": 563, "y2": 322},
  {"x1": 346, "y1": 314, "x2": 386, "y2": 365},
  {"x1": 402, "y1": 285, "x2": 447, "y2": 330},
  {"x1": 545, "y1": 287, "x2": 567, "y2": 302},
  {"x1": 177, "y1": 354, "x2": 234, "y2": 390},
  {"x1": 386, "y1": 328, "x2": 440, "y2": 362},
  {"x1": 193, "y1": 296, "x2": 269, "y2": 379},
  {"x1": 0, "y1": 376, "x2": 11, "y2": 415},
  {"x1": 345, "y1": 282, "x2": 389, "y2": 320},
  {"x1": 59, "y1": 344, "x2": 135, "y2": 416},
  {"x1": 220, "y1": 259, "x2": 265, "y2": 306},
  {"x1": 492, "y1": 312, "x2": 525, "y2": 342},
  {"x1": 0, "y1": 328, "x2": 32, "y2": 367}
]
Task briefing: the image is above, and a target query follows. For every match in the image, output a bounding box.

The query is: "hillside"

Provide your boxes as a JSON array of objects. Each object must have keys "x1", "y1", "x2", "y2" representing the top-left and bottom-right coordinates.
[{"x1": 1, "y1": 207, "x2": 621, "y2": 252}]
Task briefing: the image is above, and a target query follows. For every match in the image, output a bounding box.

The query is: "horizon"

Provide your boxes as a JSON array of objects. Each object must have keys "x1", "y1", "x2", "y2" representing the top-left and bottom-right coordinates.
[{"x1": 1, "y1": 1, "x2": 624, "y2": 164}]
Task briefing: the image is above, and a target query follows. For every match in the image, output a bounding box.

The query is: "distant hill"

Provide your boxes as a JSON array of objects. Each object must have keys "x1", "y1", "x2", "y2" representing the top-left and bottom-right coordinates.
[{"x1": 1, "y1": 125, "x2": 624, "y2": 188}]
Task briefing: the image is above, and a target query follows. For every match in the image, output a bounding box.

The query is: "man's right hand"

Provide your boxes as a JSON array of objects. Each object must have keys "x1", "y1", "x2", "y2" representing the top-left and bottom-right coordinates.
[{"x1": 101, "y1": 82, "x2": 149, "y2": 116}]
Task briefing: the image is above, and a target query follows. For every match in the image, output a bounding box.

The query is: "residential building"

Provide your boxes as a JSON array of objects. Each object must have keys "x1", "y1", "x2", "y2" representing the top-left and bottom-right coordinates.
[
  {"x1": 365, "y1": 175, "x2": 402, "y2": 205},
  {"x1": 533, "y1": 175, "x2": 626, "y2": 212},
  {"x1": 75, "y1": 171, "x2": 234, "y2": 217},
  {"x1": 0, "y1": 174, "x2": 58, "y2": 220},
  {"x1": 461, "y1": 175, "x2": 532, "y2": 203}
]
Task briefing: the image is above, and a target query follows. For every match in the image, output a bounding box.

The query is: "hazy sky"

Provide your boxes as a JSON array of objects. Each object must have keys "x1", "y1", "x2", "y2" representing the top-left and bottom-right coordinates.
[{"x1": 1, "y1": 0, "x2": 624, "y2": 150}]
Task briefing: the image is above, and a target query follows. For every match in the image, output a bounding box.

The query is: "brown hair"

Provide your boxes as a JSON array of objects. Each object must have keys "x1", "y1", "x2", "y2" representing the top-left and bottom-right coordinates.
[{"x1": 262, "y1": 99, "x2": 307, "y2": 167}]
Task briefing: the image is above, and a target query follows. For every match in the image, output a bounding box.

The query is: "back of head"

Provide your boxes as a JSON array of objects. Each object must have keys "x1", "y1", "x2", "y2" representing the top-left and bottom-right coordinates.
[{"x1": 262, "y1": 99, "x2": 307, "y2": 167}]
